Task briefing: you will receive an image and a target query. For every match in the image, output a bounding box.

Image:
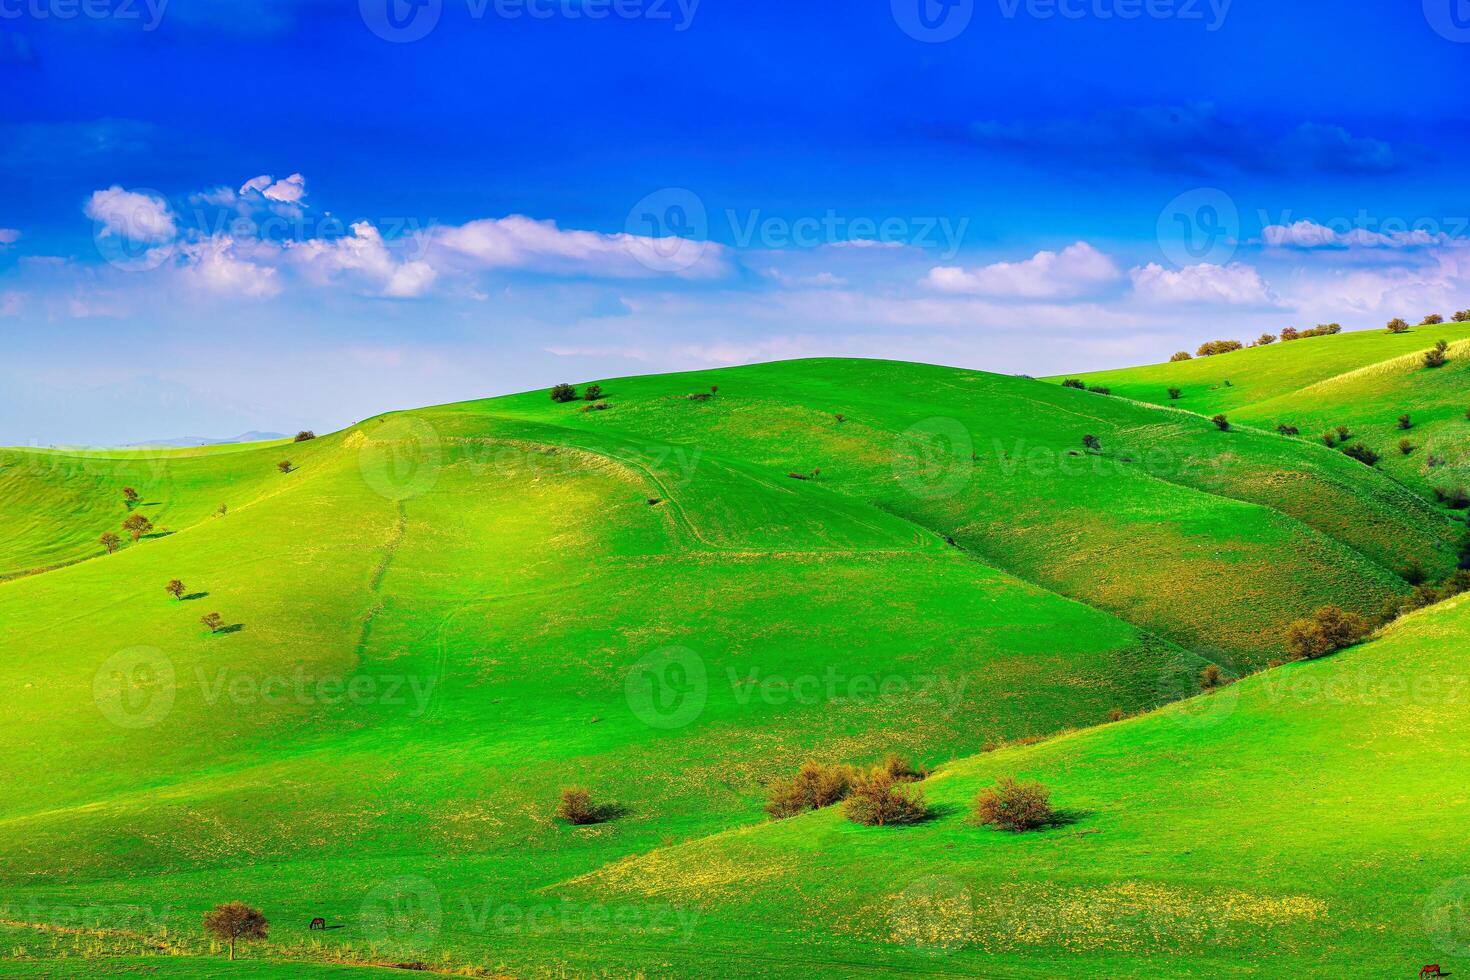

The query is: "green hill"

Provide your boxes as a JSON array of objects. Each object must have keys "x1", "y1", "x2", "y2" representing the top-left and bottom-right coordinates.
[
  {"x1": 0, "y1": 356, "x2": 1465, "y2": 977},
  {"x1": 1047, "y1": 324, "x2": 1470, "y2": 502},
  {"x1": 564, "y1": 590, "x2": 1470, "y2": 977}
]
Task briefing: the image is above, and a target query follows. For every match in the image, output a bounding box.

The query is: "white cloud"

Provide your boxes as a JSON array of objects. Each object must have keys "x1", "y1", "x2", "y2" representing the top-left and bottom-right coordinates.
[
  {"x1": 177, "y1": 236, "x2": 282, "y2": 299},
  {"x1": 763, "y1": 268, "x2": 847, "y2": 288},
  {"x1": 1130, "y1": 262, "x2": 1274, "y2": 306},
  {"x1": 1263, "y1": 219, "x2": 1450, "y2": 250},
  {"x1": 262, "y1": 173, "x2": 306, "y2": 204},
  {"x1": 0, "y1": 228, "x2": 19, "y2": 246},
  {"x1": 924, "y1": 242, "x2": 1120, "y2": 298},
  {"x1": 288, "y1": 221, "x2": 435, "y2": 298},
  {"x1": 84, "y1": 187, "x2": 176, "y2": 243},
  {"x1": 430, "y1": 214, "x2": 730, "y2": 279},
  {"x1": 238, "y1": 173, "x2": 306, "y2": 205}
]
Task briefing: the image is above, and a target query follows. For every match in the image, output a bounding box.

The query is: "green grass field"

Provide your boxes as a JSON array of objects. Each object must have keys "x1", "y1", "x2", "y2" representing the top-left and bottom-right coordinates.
[{"x1": 2, "y1": 332, "x2": 1467, "y2": 977}]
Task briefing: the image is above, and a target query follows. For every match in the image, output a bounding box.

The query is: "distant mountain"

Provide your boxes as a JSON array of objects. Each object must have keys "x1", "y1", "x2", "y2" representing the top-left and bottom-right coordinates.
[{"x1": 125, "y1": 431, "x2": 289, "y2": 448}]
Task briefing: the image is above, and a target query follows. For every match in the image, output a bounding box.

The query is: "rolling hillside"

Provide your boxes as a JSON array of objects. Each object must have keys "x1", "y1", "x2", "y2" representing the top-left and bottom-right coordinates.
[
  {"x1": 561, "y1": 590, "x2": 1470, "y2": 977},
  {"x1": 1, "y1": 355, "x2": 1465, "y2": 977},
  {"x1": 1049, "y1": 324, "x2": 1470, "y2": 502}
]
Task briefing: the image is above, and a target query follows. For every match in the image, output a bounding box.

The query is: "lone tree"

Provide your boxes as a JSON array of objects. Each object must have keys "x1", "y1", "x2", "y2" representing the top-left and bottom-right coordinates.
[
  {"x1": 1386, "y1": 317, "x2": 1410, "y2": 334},
  {"x1": 971, "y1": 777, "x2": 1053, "y2": 832},
  {"x1": 293, "y1": 430, "x2": 315, "y2": 442},
  {"x1": 166, "y1": 579, "x2": 186, "y2": 600},
  {"x1": 1255, "y1": 333, "x2": 1277, "y2": 346},
  {"x1": 100, "y1": 531, "x2": 121, "y2": 554},
  {"x1": 1423, "y1": 313, "x2": 1445, "y2": 325},
  {"x1": 1199, "y1": 664, "x2": 1224, "y2": 690},
  {"x1": 276, "y1": 460, "x2": 292, "y2": 473},
  {"x1": 1169, "y1": 351, "x2": 1193, "y2": 362},
  {"x1": 1398, "y1": 413, "x2": 1413, "y2": 430},
  {"x1": 1424, "y1": 347, "x2": 1447, "y2": 368},
  {"x1": 122, "y1": 513, "x2": 153, "y2": 541},
  {"x1": 1211, "y1": 414, "x2": 1231, "y2": 431},
  {"x1": 549, "y1": 383, "x2": 578, "y2": 403},
  {"x1": 1082, "y1": 434, "x2": 1101, "y2": 451},
  {"x1": 1167, "y1": 387, "x2": 1182, "y2": 400},
  {"x1": 203, "y1": 902, "x2": 268, "y2": 961},
  {"x1": 122, "y1": 486, "x2": 140, "y2": 507},
  {"x1": 1280, "y1": 326, "x2": 1301, "y2": 341},
  {"x1": 582, "y1": 384, "x2": 603, "y2": 401},
  {"x1": 555, "y1": 786, "x2": 607, "y2": 825},
  {"x1": 1455, "y1": 310, "x2": 1470, "y2": 322},
  {"x1": 200, "y1": 612, "x2": 225, "y2": 633}
]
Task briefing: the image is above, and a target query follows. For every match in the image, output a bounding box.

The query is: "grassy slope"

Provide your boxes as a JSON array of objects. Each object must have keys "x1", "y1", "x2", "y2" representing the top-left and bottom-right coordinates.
[
  {"x1": 0, "y1": 441, "x2": 297, "y2": 581},
  {"x1": 554, "y1": 592, "x2": 1470, "y2": 977},
  {"x1": 0, "y1": 357, "x2": 1461, "y2": 977},
  {"x1": 473, "y1": 358, "x2": 1456, "y2": 665},
  {"x1": 1046, "y1": 324, "x2": 1470, "y2": 501},
  {"x1": 0, "y1": 393, "x2": 1199, "y2": 977}
]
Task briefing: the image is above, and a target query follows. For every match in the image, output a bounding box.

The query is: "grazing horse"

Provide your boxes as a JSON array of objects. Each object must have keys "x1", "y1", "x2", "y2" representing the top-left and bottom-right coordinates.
[
  {"x1": 1421, "y1": 966, "x2": 1444, "y2": 979},
  {"x1": 309, "y1": 917, "x2": 327, "y2": 931}
]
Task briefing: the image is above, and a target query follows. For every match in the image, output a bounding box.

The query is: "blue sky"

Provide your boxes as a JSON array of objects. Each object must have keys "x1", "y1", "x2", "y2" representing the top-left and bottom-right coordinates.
[{"x1": 3, "y1": 0, "x2": 1470, "y2": 443}]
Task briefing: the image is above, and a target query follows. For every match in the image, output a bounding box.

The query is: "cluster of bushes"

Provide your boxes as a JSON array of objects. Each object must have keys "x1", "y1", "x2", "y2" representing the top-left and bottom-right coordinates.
[
  {"x1": 1060, "y1": 379, "x2": 1111, "y2": 394},
  {"x1": 766, "y1": 761, "x2": 855, "y2": 818},
  {"x1": 765, "y1": 754, "x2": 930, "y2": 826},
  {"x1": 1341, "y1": 443, "x2": 1380, "y2": 466},
  {"x1": 1382, "y1": 569, "x2": 1470, "y2": 624},
  {"x1": 293, "y1": 430, "x2": 315, "y2": 442},
  {"x1": 764, "y1": 756, "x2": 1072, "y2": 835},
  {"x1": 1196, "y1": 339, "x2": 1244, "y2": 357},
  {"x1": 1279, "y1": 324, "x2": 1341, "y2": 342},
  {"x1": 1432, "y1": 486, "x2": 1470, "y2": 510},
  {"x1": 1425, "y1": 339, "x2": 1450, "y2": 368},
  {"x1": 1455, "y1": 310, "x2": 1470, "y2": 322},
  {"x1": 1253, "y1": 333, "x2": 1277, "y2": 346},
  {"x1": 1283, "y1": 605, "x2": 1371, "y2": 661},
  {"x1": 551, "y1": 383, "x2": 606, "y2": 403},
  {"x1": 1169, "y1": 351, "x2": 1192, "y2": 362}
]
